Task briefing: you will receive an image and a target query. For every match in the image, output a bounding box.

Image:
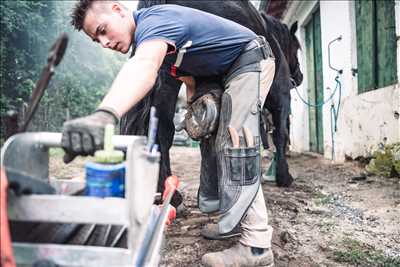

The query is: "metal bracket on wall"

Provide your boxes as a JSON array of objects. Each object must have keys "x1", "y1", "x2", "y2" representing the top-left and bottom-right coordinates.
[{"x1": 328, "y1": 35, "x2": 343, "y2": 74}]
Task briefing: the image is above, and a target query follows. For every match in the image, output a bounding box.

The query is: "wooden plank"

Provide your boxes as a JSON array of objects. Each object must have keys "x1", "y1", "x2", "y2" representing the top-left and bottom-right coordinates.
[
  {"x1": 8, "y1": 194, "x2": 128, "y2": 225},
  {"x1": 313, "y1": 8, "x2": 324, "y2": 154},
  {"x1": 377, "y1": 0, "x2": 397, "y2": 88},
  {"x1": 355, "y1": 0, "x2": 376, "y2": 93},
  {"x1": 305, "y1": 15, "x2": 317, "y2": 152}
]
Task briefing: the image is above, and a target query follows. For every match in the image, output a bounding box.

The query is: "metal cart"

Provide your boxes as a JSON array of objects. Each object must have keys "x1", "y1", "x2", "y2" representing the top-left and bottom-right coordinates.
[{"x1": 1, "y1": 132, "x2": 173, "y2": 267}]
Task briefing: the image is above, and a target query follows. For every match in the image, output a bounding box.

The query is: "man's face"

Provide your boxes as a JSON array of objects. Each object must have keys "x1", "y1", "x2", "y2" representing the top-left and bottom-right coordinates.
[{"x1": 83, "y1": 3, "x2": 133, "y2": 54}]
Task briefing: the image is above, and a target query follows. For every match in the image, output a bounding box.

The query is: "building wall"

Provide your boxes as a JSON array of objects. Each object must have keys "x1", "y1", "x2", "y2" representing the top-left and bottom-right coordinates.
[
  {"x1": 283, "y1": 1, "x2": 400, "y2": 162},
  {"x1": 335, "y1": 84, "x2": 399, "y2": 160}
]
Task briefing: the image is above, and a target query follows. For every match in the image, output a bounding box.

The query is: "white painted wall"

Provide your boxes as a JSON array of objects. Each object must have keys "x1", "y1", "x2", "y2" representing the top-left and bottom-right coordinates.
[
  {"x1": 335, "y1": 84, "x2": 400, "y2": 160},
  {"x1": 319, "y1": 1, "x2": 354, "y2": 161},
  {"x1": 284, "y1": 1, "x2": 400, "y2": 161}
]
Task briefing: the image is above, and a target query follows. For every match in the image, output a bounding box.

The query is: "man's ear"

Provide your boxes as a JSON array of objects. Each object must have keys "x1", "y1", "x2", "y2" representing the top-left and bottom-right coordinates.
[{"x1": 111, "y1": 2, "x2": 123, "y2": 16}]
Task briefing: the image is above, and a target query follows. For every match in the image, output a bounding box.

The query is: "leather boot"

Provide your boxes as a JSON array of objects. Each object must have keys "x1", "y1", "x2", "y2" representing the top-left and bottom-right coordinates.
[
  {"x1": 201, "y1": 243, "x2": 274, "y2": 267},
  {"x1": 201, "y1": 223, "x2": 241, "y2": 240}
]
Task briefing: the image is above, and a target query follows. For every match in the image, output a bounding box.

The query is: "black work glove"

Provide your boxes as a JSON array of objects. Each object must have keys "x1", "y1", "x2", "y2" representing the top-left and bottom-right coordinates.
[{"x1": 61, "y1": 108, "x2": 119, "y2": 164}]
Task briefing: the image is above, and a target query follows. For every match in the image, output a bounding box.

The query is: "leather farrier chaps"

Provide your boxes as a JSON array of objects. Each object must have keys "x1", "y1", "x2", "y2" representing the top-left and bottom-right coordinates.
[{"x1": 198, "y1": 36, "x2": 275, "y2": 234}]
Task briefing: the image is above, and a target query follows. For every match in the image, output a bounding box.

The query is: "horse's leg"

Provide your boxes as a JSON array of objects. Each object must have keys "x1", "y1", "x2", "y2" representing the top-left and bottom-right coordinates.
[
  {"x1": 268, "y1": 90, "x2": 293, "y2": 187},
  {"x1": 120, "y1": 67, "x2": 183, "y2": 207},
  {"x1": 286, "y1": 101, "x2": 291, "y2": 153},
  {"x1": 260, "y1": 111, "x2": 269, "y2": 150},
  {"x1": 152, "y1": 69, "x2": 182, "y2": 206}
]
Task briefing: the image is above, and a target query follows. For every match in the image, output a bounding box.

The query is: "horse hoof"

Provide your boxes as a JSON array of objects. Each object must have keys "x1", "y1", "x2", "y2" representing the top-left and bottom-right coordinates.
[{"x1": 276, "y1": 174, "x2": 293, "y2": 187}]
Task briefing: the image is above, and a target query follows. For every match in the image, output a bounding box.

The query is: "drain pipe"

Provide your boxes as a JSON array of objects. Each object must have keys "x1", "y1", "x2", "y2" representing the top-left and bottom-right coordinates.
[{"x1": 327, "y1": 36, "x2": 343, "y2": 161}]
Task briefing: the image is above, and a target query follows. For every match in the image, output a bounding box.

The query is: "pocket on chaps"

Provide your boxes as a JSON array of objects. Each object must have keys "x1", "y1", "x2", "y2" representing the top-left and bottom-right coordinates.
[{"x1": 225, "y1": 146, "x2": 260, "y2": 186}]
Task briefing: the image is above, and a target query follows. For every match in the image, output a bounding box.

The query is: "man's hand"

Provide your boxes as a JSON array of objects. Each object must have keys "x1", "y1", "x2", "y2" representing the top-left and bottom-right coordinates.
[{"x1": 61, "y1": 109, "x2": 118, "y2": 163}]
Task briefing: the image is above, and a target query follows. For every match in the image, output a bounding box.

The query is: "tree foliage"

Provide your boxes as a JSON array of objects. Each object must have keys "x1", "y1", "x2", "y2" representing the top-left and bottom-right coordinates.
[{"x1": 0, "y1": 1, "x2": 126, "y2": 140}]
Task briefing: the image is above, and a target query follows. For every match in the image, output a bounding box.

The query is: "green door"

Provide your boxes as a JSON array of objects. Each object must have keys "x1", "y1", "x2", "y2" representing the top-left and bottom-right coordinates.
[
  {"x1": 355, "y1": 0, "x2": 397, "y2": 93},
  {"x1": 305, "y1": 8, "x2": 324, "y2": 154}
]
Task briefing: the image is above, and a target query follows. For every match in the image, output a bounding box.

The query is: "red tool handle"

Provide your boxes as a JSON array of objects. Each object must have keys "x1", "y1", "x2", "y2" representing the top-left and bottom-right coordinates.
[
  {"x1": 165, "y1": 206, "x2": 177, "y2": 225},
  {"x1": 162, "y1": 175, "x2": 179, "y2": 201},
  {"x1": 160, "y1": 175, "x2": 179, "y2": 225},
  {"x1": 1, "y1": 168, "x2": 16, "y2": 267}
]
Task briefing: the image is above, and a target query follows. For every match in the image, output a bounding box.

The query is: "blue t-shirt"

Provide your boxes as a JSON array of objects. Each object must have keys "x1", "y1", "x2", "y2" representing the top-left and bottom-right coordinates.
[{"x1": 133, "y1": 4, "x2": 256, "y2": 77}]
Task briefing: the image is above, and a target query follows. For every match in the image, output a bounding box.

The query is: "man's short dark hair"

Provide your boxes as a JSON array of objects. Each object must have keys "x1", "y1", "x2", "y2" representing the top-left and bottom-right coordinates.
[{"x1": 70, "y1": 0, "x2": 96, "y2": 31}]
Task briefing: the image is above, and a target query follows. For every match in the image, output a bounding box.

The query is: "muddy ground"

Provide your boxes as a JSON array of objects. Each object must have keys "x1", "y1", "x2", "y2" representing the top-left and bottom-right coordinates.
[
  {"x1": 49, "y1": 146, "x2": 400, "y2": 266},
  {"x1": 161, "y1": 146, "x2": 400, "y2": 267}
]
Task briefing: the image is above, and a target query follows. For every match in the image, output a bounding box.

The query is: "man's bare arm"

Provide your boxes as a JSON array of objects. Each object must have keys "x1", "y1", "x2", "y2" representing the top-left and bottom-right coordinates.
[{"x1": 99, "y1": 40, "x2": 168, "y2": 118}]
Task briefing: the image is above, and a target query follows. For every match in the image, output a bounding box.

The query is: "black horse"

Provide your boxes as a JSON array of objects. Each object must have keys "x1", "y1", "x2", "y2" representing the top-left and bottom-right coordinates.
[{"x1": 121, "y1": 0, "x2": 303, "y2": 206}]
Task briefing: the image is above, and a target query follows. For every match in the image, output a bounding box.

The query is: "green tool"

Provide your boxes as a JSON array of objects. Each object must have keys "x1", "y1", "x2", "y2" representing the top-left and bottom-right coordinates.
[
  {"x1": 94, "y1": 124, "x2": 124, "y2": 164},
  {"x1": 263, "y1": 152, "x2": 276, "y2": 182}
]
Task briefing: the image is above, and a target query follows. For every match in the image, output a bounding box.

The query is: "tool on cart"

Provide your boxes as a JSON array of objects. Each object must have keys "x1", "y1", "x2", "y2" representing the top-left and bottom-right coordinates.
[
  {"x1": 19, "y1": 33, "x2": 68, "y2": 134},
  {"x1": 94, "y1": 124, "x2": 124, "y2": 164},
  {"x1": 86, "y1": 124, "x2": 125, "y2": 197}
]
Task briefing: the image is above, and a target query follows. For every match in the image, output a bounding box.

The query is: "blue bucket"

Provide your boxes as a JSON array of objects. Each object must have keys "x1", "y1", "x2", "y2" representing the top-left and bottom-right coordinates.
[{"x1": 85, "y1": 162, "x2": 125, "y2": 198}]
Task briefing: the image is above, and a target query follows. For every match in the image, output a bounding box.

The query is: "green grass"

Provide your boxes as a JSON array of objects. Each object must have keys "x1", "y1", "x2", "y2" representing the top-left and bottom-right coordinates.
[
  {"x1": 49, "y1": 147, "x2": 65, "y2": 157},
  {"x1": 317, "y1": 220, "x2": 336, "y2": 233},
  {"x1": 332, "y1": 238, "x2": 400, "y2": 267},
  {"x1": 314, "y1": 194, "x2": 333, "y2": 206}
]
